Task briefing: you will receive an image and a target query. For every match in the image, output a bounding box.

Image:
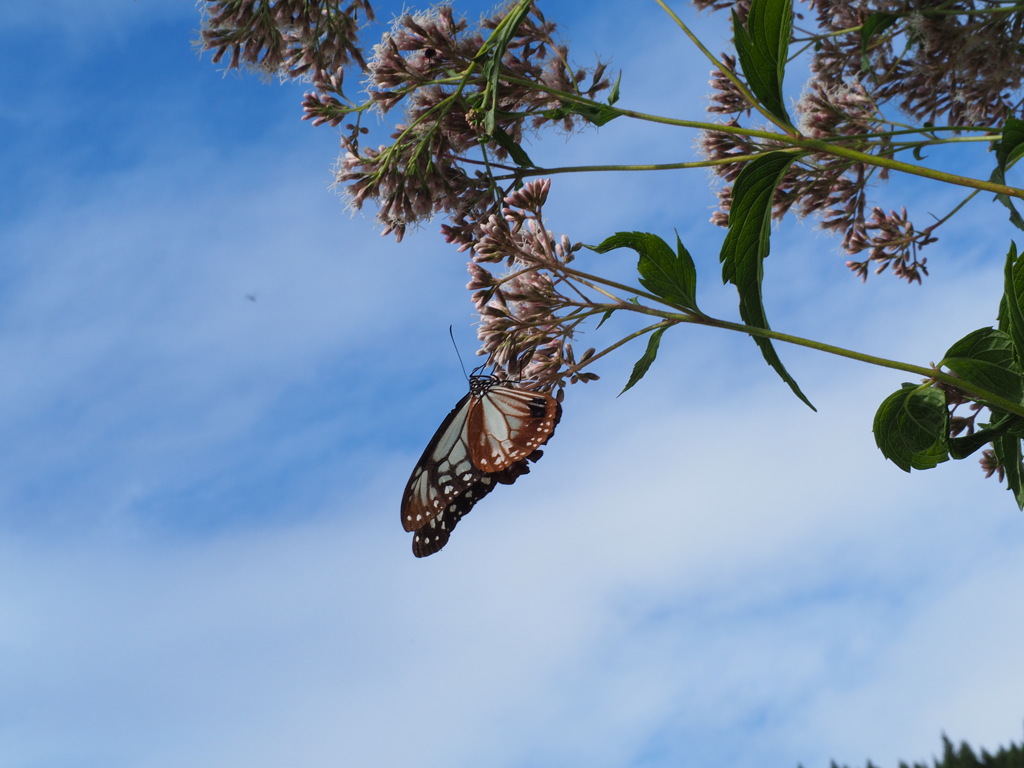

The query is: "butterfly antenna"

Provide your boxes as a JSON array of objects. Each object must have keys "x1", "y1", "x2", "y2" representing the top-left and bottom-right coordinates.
[{"x1": 449, "y1": 325, "x2": 470, "y2": 381}]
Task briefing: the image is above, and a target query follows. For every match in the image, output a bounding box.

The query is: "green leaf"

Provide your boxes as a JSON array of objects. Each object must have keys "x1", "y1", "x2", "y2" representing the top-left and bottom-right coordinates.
[
  {"x1": 995, "y1": 117, "x2": 1024, "y2": 172},
  {"x1": 544, "y1": 101, "x2": 620, "y2": 127},
  {"x1": 595, "y1": 307, "x2": 616, "y2": 329},
  {"x1": 859, "y1": 12, "x2": 899, "y2": 72},
  {"x1": 941, "y1": 327, "x2": 1024, "y2": 405},
  {"x1": 620, "y1": 326, "x2": 666, "y2": 395},
  {"x1": 591, "y1": 231, "x2": 699, "y2": 312},
  {"x1": 607, "y1": 71, "x2": 621, "y2": 106},
  {"x1": 487, "y1": 124, "x2": 534, "y2": 167},
  {"x1": 477, "y1": 0, "x2": 533, "y2": 135},
  {"x1": 732, "y1": 0, "x2": 794, "y2": 127},
  {"x1": 993, "y1": 432, "x2": 1024, "y2": 508},
  {"x1": 989, "y1": 117, "x2": 1024, "y2": 232},
  {"x1": 948, "y1": 411, "x2": 1016, "y2": 460},
  {"x1": 720, "y1": 151, "x2": 814, "y2": 410},
  {"x1": 998, "y1": 242, "x2": 1024, "y2": 360},
  {"x1": 873, "y1": 384, "x2": 949, "y2": 471},
  {"x1": 670, "y1": 233, "x2": 698, "y2": 307},
  {"x1": 547, "y1": 72, "x2": 624, "y2": 126},
  {"x1": 949, "y1": 428, "x2": 999, "y2": 460}
]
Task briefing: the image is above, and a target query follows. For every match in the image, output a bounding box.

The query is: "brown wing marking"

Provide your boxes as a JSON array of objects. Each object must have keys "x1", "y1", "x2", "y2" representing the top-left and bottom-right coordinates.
[{"x1": 468, "y1": 385, "x2": 559, "y2": 473}]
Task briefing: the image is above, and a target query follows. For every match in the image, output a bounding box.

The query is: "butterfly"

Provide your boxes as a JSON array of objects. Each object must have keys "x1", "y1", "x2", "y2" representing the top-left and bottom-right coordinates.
[{"x1": 401, "y1": 374, "x2": 561, "y2": 557}]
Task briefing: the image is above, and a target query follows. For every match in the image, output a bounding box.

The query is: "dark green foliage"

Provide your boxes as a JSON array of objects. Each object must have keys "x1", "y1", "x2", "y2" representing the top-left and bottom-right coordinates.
[
  {"x1": 488, "y1": 125, "x2": 535, "y2": 167},
  {"x1": 874, "y1": 242, "x2": 1024, "y2": 505},
  {"x1": 620, "y1": 326, "x2": 666, "y2": 395},
  {"x1": 859, "y1": 12, "x2": 899, "y2": 72},
  {"x1": 589, "y1": 231, "x2": 694, "y2": 394},
  {"x1": 995, "y1": 430, "x2": 1024, "y2": 508},
  {"x1": 719, "y1": 151, "x2": 814, "y2": 410},
  {"x1": 732, "y1": 0, "x2": 794, "y2": 127},
  {"x1": 544, "y1": 100, "x2": 620, "y2": 127},
  {"x1": 873, "y1": 384, "x2": 949, "y2": 471},
  {"x1": 829, "y1": 734, "x2": 1024, "y2": 768},
  {"x1": 990, "y1": 117, "x2": 1024, "y2": 232},
  {"x1": 998, "y1": 243, "x2": 1024, "y2": 361},
  {"x1": 940, "y1": 327, "x2": 1023, "y2": 405},
  {"x1": 592, "y1": 231, "x2": 699, "y2": 312},
  {"x1": 478, "y1": 0, "x2": 533, "y2": 136}
]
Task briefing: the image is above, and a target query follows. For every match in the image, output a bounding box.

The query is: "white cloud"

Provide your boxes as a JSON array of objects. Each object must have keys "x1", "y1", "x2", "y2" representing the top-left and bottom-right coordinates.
[{"x1": 5, "y1": 342, "x2": 1020, "y2": 768}]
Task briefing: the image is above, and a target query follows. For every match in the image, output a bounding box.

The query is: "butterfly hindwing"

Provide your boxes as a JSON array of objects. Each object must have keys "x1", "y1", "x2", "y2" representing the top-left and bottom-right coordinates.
[
  {"x1": 411, "y1": 474, "x2": 496, "y2": 557},
  {"x1": 410, "y1": 453, "x2": 540, "y2": 557}
]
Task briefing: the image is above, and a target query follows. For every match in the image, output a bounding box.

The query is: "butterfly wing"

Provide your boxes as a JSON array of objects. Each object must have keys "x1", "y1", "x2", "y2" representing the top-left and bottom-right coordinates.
[
  {"x1": 411, "y1": 474, "x2": 496, "y2": 557},
  {"x1": 401, "y1": 392, "x2": 483, "y2": 533},
  {"x1": 403, "y1": 377, "x2": 561, "y2": 557},
  {"x1": 468, "y1": 382, "x2": 560, "y2": 473},
  {"x1": 411, "y1": 453, "x2": 540, "y2": 557}
]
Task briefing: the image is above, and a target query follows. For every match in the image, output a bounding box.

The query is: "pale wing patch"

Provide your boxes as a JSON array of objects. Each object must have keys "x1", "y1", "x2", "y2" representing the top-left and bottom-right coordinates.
[{"x1": 401, "y1": 394, "x2": 484, "y2": 532}]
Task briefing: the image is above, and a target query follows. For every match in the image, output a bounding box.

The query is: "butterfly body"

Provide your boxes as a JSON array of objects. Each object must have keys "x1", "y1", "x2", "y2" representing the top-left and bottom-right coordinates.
[{"x1": 401, "y1": 375, "x2": 560, "y2": 557}]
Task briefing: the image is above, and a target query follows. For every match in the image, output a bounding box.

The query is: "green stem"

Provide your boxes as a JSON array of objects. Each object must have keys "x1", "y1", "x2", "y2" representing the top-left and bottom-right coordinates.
[
  {"x1": 558, "y1": 265, "x2": 1022, "y2": 415},
  {"x1": 930, "y1": 188, "x2": 982, "y2": 229},
  {"x1": 919, "y1": 4, "x2": 1024, "y2": 14},
  {"x1": 561, "y1": 320, "x2": 673, "y2": 378},
  {"x1": 790, "y1": 135, "x2": 1018, "y2": 196},
  {"x1": 556, "y1": 264, "x2": 1022, "y2": 414},
  {"x1": 608, "y1": 105, "x2": 1024, "y2": 198},
  {"x1": 697, "y1": 316, "x2": 1024, "y2": 417},
  {"x1": 561, "y1": 292, "x2": 1024, "y2": 415},
  {"x1": 559, "y1": 264, "x2": 681, "y2": 310},
  {"x1": 487, "y1": 72, "x2": 1023, "y2": 199},
  {"x1": 485, "y1": 151, "x2": 800, "y2": 178}
]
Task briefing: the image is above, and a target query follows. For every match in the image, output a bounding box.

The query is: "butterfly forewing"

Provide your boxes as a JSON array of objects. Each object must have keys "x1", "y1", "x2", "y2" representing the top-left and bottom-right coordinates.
[
  {"x1": 401, "y1": 392, "x2": 484, "y2": 533},
  {"x1": 467, "y1": 382, "x2": 559, "y2": 473}
]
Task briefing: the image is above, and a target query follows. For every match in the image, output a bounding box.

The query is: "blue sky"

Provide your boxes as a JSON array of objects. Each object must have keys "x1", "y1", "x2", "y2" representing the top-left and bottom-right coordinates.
[{"x1": 2, "y1": 2, "x2": 1024, "y2": 767}]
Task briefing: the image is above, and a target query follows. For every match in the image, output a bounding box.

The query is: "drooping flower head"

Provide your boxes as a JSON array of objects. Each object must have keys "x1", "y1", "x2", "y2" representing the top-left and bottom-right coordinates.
[{"x1": 466, "y1": 180, "x2": 595, "y2": 395}]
